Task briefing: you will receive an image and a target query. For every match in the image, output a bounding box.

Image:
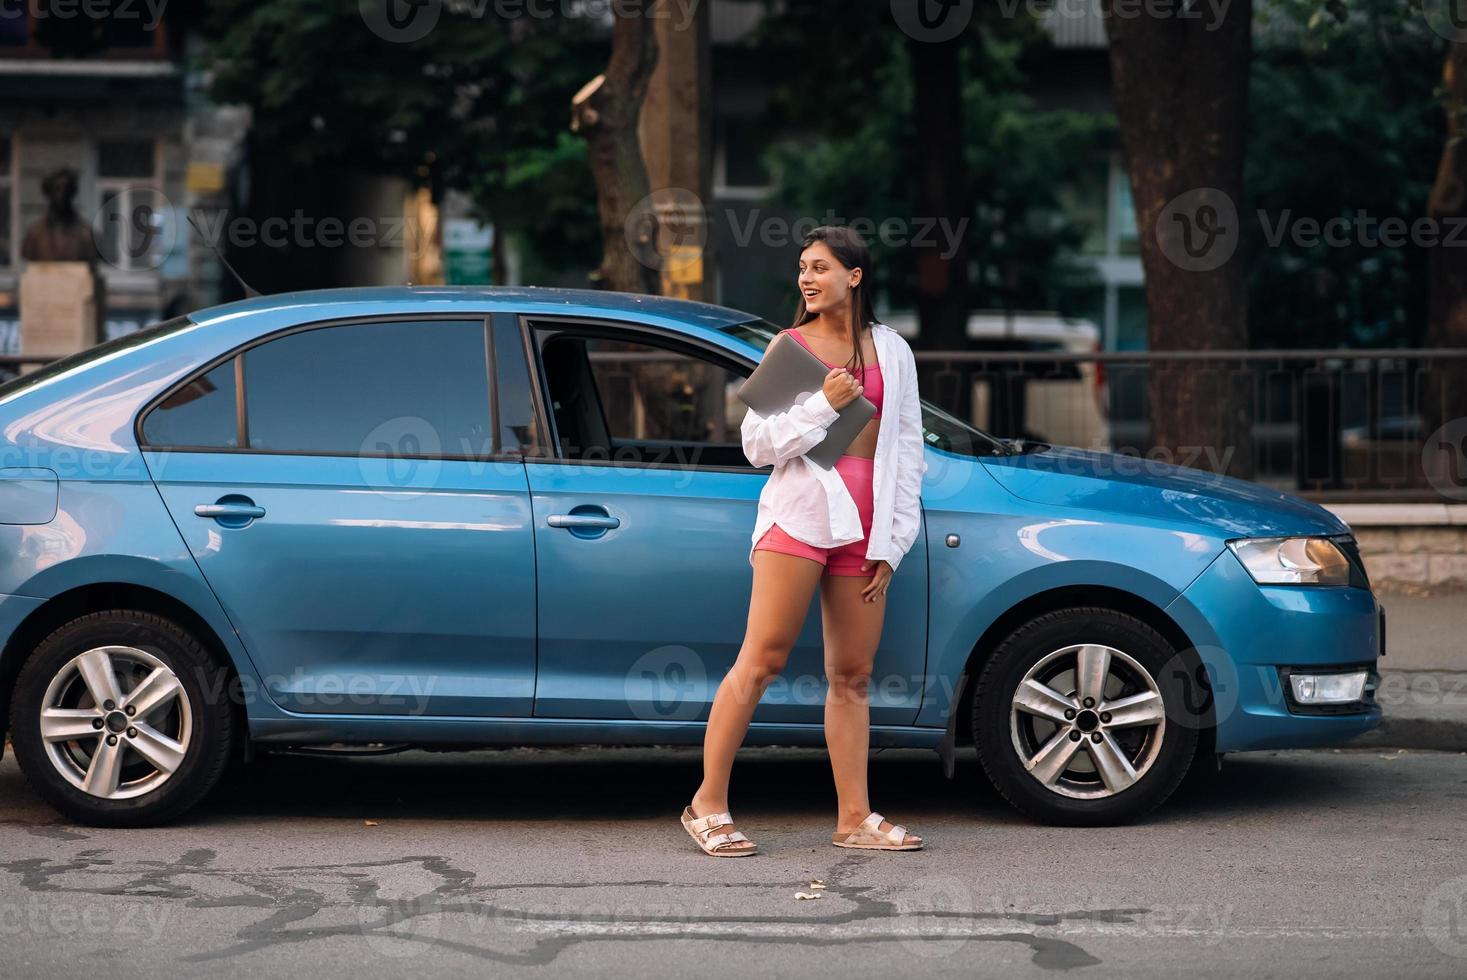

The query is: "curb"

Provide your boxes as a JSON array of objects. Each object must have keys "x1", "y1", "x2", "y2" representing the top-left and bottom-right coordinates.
[
  {"x1": 1351, "y1": 716, "x2": 1467, "y2": 752},
  {"x1": 1347, "y1": 670, "x2": 1467, "y2": 751}
]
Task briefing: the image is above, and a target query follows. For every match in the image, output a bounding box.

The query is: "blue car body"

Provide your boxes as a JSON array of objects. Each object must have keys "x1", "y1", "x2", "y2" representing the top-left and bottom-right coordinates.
[{"x1": 0, "y1": 286, "x2": 1382, "y2": 770}]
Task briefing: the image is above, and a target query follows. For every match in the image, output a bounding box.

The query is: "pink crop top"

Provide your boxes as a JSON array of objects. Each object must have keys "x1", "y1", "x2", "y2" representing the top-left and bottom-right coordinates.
[{"x1": 782, "y1": 328, "x2": 884, "y2": 418}]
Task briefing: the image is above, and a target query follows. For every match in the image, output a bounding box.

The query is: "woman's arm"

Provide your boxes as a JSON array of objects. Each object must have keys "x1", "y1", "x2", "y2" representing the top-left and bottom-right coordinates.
[
  {"x1": 740, "y1": 388, "x2": 841, "y2": 467},
  {"x1": 739, "y1": 334, "x2": 843, "y2": 467}
]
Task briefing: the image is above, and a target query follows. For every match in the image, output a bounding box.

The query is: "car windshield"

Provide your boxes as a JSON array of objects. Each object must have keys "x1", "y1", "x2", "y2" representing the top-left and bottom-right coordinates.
[{"x1": 721, "y1": 318, "x2": 1009, "y2": 458}]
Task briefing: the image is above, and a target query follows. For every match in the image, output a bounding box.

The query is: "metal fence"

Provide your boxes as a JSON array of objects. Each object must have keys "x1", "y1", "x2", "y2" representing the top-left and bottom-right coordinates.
[{"x1": 914, "y1": 348, "x2": 1467, "y2": 502}]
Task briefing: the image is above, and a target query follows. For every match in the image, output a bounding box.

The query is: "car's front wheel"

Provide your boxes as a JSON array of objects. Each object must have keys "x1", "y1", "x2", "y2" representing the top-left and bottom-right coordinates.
[
  {"x1": 971, "y1": 607, "x2": 1202, "y2": 826},
  {"x1": 10, "y1": 610, "x2": 236, "y2": 827}
]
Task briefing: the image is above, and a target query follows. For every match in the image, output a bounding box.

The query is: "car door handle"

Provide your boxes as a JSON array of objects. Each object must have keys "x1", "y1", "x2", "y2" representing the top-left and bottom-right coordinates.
[
  {"x1": 195, "y1": 499, "x2": 266, "y2": 520},
  {"x1": 547, "y1": 513, "x2": 620, "y2": 530}
]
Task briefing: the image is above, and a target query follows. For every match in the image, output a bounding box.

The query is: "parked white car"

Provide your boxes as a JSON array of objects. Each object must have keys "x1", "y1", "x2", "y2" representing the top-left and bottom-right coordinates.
[{"x1": 883, "y1": 310, "x2": 1109, "y2": 451}]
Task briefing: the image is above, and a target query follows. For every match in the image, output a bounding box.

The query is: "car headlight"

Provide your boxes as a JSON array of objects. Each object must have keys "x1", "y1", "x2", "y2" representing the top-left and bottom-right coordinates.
[{"x1": 1226, "y1": 536, "x2": 1352, "y2": 586}]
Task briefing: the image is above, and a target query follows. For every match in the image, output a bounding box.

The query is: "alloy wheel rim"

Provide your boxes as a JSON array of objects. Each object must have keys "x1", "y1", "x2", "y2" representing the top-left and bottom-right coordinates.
[
  {"x1": 1008, "y1": 643, "x2": 1166, "y2": 800},
  {"x1": 39, "y1": 646, "x2": 193, "y2": 800}
]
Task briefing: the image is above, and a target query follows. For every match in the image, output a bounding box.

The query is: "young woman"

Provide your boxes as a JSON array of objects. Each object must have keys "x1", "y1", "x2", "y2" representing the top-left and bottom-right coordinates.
[{"x1": 681, "y1": 225, "x2": 928, "y2": 856}]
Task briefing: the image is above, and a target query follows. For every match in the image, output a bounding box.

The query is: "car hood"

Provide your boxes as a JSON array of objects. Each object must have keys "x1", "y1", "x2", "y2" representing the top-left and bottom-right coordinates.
[{"x1": 982, "y1": 446, "x2": 1349, "y2": 538}]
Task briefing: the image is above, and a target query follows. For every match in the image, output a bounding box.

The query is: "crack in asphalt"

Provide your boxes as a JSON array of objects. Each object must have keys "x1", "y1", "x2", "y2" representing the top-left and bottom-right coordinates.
[{"x1": 2, "y1": 845, "x2": 1118, "y2": 969}]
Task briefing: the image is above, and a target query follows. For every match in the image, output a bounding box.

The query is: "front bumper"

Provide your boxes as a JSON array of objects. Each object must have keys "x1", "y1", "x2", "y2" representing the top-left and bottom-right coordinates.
[{"x1": 1165, "y1": 548, "x2": 1382, "y2": 753}]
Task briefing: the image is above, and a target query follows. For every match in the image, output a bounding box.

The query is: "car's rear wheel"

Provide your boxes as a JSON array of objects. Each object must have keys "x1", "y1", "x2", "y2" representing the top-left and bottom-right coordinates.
[
  {"x1": 11, "y1": 610, "x2": 236, "y2": 827},
  {"x1": 971, "y1": 607, "x2": 1202, "y2": 826}
]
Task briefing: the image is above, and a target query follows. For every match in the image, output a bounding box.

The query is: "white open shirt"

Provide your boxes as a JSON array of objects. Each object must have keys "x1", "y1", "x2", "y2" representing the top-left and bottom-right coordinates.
[{"x1": 742, "y1": 321, "x2": 928, "y2": 573}]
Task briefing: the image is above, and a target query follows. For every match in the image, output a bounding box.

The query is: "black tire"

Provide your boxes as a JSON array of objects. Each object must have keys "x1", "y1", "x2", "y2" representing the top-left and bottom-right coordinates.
[
  {"x1": 10, "y1": 610, "x2": 236, "y2": 827},
  {"x1": 971, "y1": 607, "x2": 1202, "y2": 826}
]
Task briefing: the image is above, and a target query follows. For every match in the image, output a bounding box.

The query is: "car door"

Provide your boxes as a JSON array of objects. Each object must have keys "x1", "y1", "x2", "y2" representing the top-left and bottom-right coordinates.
[
  {"x1": 519, "y1": 315, "x2": 929, "y2": 727},
  {"x1": 140, "y1": 315, "x2": 539, "y2": 717}
]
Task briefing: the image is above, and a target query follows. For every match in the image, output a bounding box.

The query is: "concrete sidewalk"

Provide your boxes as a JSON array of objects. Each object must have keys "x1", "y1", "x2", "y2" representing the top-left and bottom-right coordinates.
[{"x1": 1350, "y1": 594, "x2": 1467, "y2": 752}]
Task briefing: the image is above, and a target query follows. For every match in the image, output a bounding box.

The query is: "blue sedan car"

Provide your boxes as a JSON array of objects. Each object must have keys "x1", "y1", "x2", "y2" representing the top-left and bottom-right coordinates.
[{"x1": 0, "y1": 287, "x2": 1382, "y2": 827}]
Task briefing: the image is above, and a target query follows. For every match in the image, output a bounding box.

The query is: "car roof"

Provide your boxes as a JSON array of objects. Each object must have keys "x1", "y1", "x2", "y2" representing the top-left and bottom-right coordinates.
[{"x1": 187, "y1": 285, "x2": 758, "y2": 330}]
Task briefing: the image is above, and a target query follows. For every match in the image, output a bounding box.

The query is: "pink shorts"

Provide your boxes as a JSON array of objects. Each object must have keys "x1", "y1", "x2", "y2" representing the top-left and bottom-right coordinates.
[{"x1": 753, "y1": 454, "x2": 875, "y2": 576}]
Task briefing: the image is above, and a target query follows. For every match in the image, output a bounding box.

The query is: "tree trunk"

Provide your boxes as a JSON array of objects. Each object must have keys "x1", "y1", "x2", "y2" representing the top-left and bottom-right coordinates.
[
  {"x1": 638, "y1": 0, "x2": 713, "y2": 301},
  {"x1": 1423, "y1": 45, "x2": 1467, "y2": 494},
  {"x1": 906, "y1": 34, "x2": 972, "y2": 421},
  {"x1": 1103, "y1": 0, "x2": 1254, "y2": 478},
  {"x1": 571, "y1": 3, "x2": 660, "y2": 294}
]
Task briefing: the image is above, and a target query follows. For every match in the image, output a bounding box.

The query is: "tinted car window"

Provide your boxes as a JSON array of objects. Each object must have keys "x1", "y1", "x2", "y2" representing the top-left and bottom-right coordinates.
[
  {"x1": 491, "y1": 314, "x2": 544, "y2": 456},
  {"x1": 141, "y1": 358, "x2": 239, "y2": 448},
  {"x1": 535, "y1": 327, "x2": 748, "y2": 467},
  {"x1": 244, "y1": 320, "x2": 491, "y2": 457},
  {"x1": 583, "y1": 335, "x2": 742, "y2": 442}
]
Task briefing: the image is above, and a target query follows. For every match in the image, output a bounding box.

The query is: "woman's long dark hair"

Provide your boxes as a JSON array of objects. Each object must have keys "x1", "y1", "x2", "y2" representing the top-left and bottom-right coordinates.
[{"x1": 789, "y1": 225, "x2": 878, "y2": 376}]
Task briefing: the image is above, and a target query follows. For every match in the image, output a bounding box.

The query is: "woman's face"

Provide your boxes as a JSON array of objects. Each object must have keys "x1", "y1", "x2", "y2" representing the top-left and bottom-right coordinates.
[{"x1": 797, "y1": 241, "x2": 860, "y2": 316}]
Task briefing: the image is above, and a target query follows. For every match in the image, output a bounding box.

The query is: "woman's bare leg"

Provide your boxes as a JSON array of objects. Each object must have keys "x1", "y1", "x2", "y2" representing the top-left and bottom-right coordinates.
[
  {"x1": 691, "y1": 549, "x2": 824, "y2": 829},
  {"x1": 820, "y1": 573, "x2": 921, "y2": 844}
]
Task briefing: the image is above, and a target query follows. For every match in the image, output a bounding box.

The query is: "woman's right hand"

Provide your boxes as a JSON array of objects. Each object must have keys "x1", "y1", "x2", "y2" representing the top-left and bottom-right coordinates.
[{"x1": 822, "y1": 367, "x2": 863, "y2": 411}]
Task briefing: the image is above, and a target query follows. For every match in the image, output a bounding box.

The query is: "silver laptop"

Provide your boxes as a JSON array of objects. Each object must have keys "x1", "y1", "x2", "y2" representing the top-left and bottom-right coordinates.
[{"x1": 736, "y1": 333, "x2": 876, "y2": 469}]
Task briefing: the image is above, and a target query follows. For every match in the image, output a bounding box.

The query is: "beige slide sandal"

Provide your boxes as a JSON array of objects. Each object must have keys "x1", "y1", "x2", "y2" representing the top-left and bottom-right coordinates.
[
  {"x1": 681, "y1": 804, "x2": 758, "y2": 857},
  {"x1": 831, "y1": 811, "x2": 923, "y2": 850}
]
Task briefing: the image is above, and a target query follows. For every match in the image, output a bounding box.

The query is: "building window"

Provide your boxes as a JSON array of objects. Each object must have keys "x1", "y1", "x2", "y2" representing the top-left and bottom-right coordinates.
[
  {"x1": 0, "y1": 11, "x2": 26, "y2": 47},
  {"x1": 93, "y1": 139, "x2": 162, "y2": 273},
  {"x1": 99, "y1": 11, "x2": 158, "y2": 49},
  {"x1": 714, "y1": 116, "x2": 773, "y2": 200},
  {"x1": 0, "y1": 7, "x2": 166, "y2": 54},
  {"x1": 1060, "y1": 161, "x2": 1109, "y2": 257},
  {"x1": 1116, "y1": 284, "x2": 1147, "y2": 351},
  {"x1": 1108, "y1": 154, "x2": 1139, "y2": 257}
]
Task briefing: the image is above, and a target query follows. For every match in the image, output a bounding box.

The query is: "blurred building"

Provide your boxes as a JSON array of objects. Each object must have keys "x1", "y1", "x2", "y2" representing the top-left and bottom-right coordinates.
[
  {"x1": 0, "y1": 5, "x2": 444, "y2": 351},
  {"x1": 0, "y1": 9, "x2": 254, "y2": 349}
]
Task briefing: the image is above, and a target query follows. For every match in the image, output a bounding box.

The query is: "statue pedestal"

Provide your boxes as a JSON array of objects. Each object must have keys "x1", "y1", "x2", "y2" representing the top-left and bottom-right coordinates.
[{"x1": 20, "y1": 262, "x2": 105, "y2": 360}]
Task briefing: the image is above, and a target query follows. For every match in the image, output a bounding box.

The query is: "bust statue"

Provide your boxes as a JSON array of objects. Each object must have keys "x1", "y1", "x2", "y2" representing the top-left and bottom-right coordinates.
[{"x1": 21, "y1": 167, "x2": 95, "y2": 264}]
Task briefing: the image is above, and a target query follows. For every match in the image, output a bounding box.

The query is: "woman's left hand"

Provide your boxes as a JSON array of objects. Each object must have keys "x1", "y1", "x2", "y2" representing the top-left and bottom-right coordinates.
[{"x1": 859, "y1": 560, "x2": 893, "y2": 602}]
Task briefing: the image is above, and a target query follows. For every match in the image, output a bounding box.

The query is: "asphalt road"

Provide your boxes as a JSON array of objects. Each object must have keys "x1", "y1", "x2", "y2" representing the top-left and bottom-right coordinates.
[{"x1": 1, "y1": 743, "x2": 1464, "y2": 979}]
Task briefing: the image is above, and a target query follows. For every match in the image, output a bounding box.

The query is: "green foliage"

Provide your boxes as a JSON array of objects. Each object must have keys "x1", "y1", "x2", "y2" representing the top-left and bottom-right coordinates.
[
  {"x1": 959, "y1": 40, "x2": 1114, "y2": 313},
  {"x1": 473, "y1": 131, "x2": 602, "y2": 285},
  {"x1": 196, "y1": 0, "x2": 604, "y2": 276},
  {"x1": 1246, "y1": 0, "x2": 1446, "y2": 347}
]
